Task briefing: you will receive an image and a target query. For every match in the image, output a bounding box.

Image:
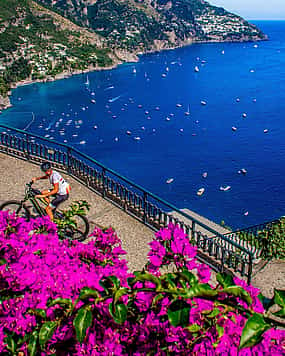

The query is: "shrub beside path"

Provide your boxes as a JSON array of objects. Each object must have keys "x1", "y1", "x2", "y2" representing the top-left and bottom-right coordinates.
[{"x1": 0, "y1": 152, "x2": 284, "y2": 297}]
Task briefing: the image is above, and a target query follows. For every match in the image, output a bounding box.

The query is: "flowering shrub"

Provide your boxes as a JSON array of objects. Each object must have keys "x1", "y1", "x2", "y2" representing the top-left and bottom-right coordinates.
[{"x1": 0, "y1": 212, "x2": 284, "y2": 355}]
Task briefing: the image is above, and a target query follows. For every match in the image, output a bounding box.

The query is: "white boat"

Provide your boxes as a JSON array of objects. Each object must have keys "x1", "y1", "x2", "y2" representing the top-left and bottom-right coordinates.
[
  {"x1": 194, "y1": 66, "x2": 199, "y2": 72},
  {"x1": 220, "y1": 186, "x2": 231, "y2": 191},
  {"x1": 197, "y1": 188, "x2": 205, "y2": 196},
  {"x1": 85, "y1": 75, "x2": 90, "y2": 86},
  {"x1": 91, "y1": 99, "x2": 96, "y2": 104},
  {"x1": 166, "y1": 178, "x2": 174, "y2": 184},
  {"x1": 202, "y1": 172, "x2": 208, "y2": 178},
  {"x1": 79, "y1": 140, "x2": 86, "y2": 145},
  {"x1": 184, "y1": 105, "x2": 190, "y2": 116},
  {"x1": 242, "y1": 113, "x2": 247, "y2": 118},
  {"x1": 200, "y1": 100, "x2": 207, "y2": 105},
  {"x1": 132, "y1": 67, "x2": 136, "y2": 74},
  {"x1": 232, "y1": 126, "x2": 237, "y2": 131},
  {"x1": 176, "y1": 103, "x2": 182, "y2": 108},
  {"x1": 264, "y1": 129, "x2": 269, "y2": 133},
  {"x1": 134, "y1": 136, "x2": 141, "y2": 141}
]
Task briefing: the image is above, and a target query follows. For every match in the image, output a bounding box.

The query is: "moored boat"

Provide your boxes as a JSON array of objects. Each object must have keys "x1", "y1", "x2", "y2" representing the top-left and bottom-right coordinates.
[{"x1": 197, "y1": 188, "x2": 205, "y2": 196}]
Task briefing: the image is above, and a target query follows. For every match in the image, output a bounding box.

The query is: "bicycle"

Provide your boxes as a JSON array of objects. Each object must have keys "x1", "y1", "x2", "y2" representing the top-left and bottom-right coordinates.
[{"x1": 0, "y1": 181, "x2": 90, "y2": 241}]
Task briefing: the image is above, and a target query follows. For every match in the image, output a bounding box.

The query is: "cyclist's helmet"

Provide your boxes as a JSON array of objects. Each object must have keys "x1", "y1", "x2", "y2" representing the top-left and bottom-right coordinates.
[{"x1": 40, "y1": 161, "x2": 51, "y2": 172}]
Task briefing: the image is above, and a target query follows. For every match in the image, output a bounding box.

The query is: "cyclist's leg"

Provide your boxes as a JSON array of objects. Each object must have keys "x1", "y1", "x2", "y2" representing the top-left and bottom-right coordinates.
[
  {"x1": 49, "y1": 194, "x2": 69, "y2": 219},
  {"x1": 41, "y1": 190, "x2": 51, "y2": 205}
]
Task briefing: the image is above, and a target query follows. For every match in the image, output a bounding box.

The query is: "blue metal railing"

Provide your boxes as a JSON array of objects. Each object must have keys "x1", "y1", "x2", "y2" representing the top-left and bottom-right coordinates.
[
  {"x1": 223, "y1": 219, "x2": 285, "y2": 259},
  {"x1": 0, "y1": 124, "x2": 254, "y2": 283}
]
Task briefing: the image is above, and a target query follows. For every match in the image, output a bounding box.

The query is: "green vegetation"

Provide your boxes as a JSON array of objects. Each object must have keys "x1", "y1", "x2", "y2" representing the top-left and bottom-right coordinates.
[
  {"x1": 237, "y1": 218, "x2": 285, "y2": 259},
  {"x1": 0, "y1": 0, "x2": 113, "y2": 97}
]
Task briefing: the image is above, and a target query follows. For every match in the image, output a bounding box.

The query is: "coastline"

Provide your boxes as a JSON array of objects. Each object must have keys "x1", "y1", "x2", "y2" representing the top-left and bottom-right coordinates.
[{"x1": 0, "y1": 34, "x2": 267, "y2": 112}]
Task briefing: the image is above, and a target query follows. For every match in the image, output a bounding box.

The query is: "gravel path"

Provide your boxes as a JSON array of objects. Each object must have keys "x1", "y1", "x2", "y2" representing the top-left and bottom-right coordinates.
[{"x1": 0, "y1": 152, "x2": 284, "y2": 297}]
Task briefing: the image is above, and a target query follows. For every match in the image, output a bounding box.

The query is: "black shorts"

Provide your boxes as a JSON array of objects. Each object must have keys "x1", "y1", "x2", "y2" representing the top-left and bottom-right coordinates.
[{"x1": 49, "y1": 194, "x2": 69, "y2": 209}]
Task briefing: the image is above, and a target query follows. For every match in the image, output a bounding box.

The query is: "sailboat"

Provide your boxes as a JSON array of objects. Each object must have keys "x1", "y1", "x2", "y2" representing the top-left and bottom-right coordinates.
[{"x1": 184, "y1": 105, "x2": 190, "y2": 116}]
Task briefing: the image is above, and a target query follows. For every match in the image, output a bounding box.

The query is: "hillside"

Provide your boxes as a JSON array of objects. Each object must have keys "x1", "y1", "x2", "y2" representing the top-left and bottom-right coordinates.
[
  {"x1": 0, "y1": 0, "x2": 267, "y2": 109},
  {"x1": 36, "y1": 0, "x2": 266, "y2": 50}
]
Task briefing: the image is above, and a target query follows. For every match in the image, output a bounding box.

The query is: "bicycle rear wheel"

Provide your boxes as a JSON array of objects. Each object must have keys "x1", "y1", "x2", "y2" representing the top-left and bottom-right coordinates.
[
  {"x1": 63, "y1": 214, "x2": 89, "y2": 241},
  {"x1": 0, "y1": 200, "x2": 31, "y2": 221}
]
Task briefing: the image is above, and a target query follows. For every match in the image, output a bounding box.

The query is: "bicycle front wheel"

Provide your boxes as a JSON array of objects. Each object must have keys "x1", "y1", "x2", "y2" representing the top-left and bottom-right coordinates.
[
  {"x1": 64, "y1": 214, "x2": 90, "y2": 241},
  {"x1": 0, "y1": 200, "x2": 31, "y2": 221}
]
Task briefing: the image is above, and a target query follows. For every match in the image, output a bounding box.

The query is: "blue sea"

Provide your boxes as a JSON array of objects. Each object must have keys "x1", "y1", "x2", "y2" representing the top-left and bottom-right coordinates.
[{"x1": 1, "y1": 21, "x2": 285, "y2": 230}]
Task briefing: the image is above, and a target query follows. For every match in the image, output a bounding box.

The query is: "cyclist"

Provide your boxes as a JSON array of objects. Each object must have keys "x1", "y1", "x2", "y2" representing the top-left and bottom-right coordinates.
[{"x1": 32, "y1": 161, "x2": 71, "y2": 220}]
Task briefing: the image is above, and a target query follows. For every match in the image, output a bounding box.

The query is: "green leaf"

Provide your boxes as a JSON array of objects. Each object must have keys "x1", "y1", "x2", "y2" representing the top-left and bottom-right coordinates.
[
  {"x1": 0, "y1": 258, "x2": 7, "y2": 265},
  {"x1": 48, "y1": 298, "x2": 73, "y2": 308},
  {"x1": 99, "y1": 279, "x2": 111, "y2": 294},
  {"x1": 185, "y1": 283, "x2": 217, "y2": 299},
  {"x1": 29, "y1": 308, "x2": 47, "y2": 319},
  {"x1": 167, "y1": 299, "x2": 190, "y2": 327},
  {"x1": 258, "y1": 293, "x2": 274, "y2": 311},
  {"x1": 73, "y1": 307, "x2": 93, "y2": 344},
  {"x1": 107, "y1": 276, "x2": 121, "y2": 290},
  {"x1": 216, "y1": 325, "x2": 224, "y2": 339},
  {"x1": 114, "y1": 288, "x2": 129, "y2": 304},
  {"x1": 27, "y1": 331, "x2": 38, "y2": 356},
  {"x1": 178, "y1": 269, "x2": 198, "y2": 285},
  {"x1": 4, "y1": 335, "x2": 16, "y2": 353},
  {"x1": 187, "y1": 323, "x2": 201, "y2": 332},
  {"x1": 133, "y1": 272, "x2": 161, "y2": 288},
  {"x1": 239, "y1": 313, "x2": 271, "y2": 349},
  {"x1": 216, "y1": 273, "x2": 234, "y2": 288},
  {"x1": 222, "y1": 286, "x2": 252, "y2": 305},
  {"x1": 127, "y1": 276, "x2": 136, "y2": 286},
  {"x1": 161, "y1": 273, "x2": 177, "y2": 289},
  {"x1": 39, "y1": 321, "x2": 58, "y2": 348},
  {"x1": 205, "y1": 308, "x2": 220, "y2": 319},
  {"x1": 109, "y1": 302, "x2": 128, "y2": 324},
  {"x1": 273, "y1": 307, "x2": 285, "y2": 318},
  {"x1": 151, "y1": 293, "x2": 164, "y2": 307},
  {"x1": 78, "y1": 287, "x2": 100, "y2": 301},
  {"x1": 274, "y1": 289, "x2": 285, "y2": 308}
]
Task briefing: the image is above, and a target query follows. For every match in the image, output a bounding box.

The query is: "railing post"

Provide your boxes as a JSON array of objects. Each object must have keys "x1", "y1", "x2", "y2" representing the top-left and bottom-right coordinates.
[
  {"x1": 102, "y1": 168, "x2": 106, "y2": 198},
  {"x1": 192, "y1": 221, "x2": 196, "y2": 241},
  {"x1": 25, "y1": 133, "x2": 30, "y2": 160},
  {"x1": 247, "y1": 253, "x2": 253, "y2": 285},
  {"x1": 143, "y1": 192, "x2": 147, "y2": 224},
  {"x1": 67, "y1": 147, "x2": 72, "y2": 174}
]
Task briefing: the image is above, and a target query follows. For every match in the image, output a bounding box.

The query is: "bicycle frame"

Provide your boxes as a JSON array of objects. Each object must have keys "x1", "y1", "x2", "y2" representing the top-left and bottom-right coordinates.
[{"x1": 23, "y1": 182, "x2": 48, "y2": 217}]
